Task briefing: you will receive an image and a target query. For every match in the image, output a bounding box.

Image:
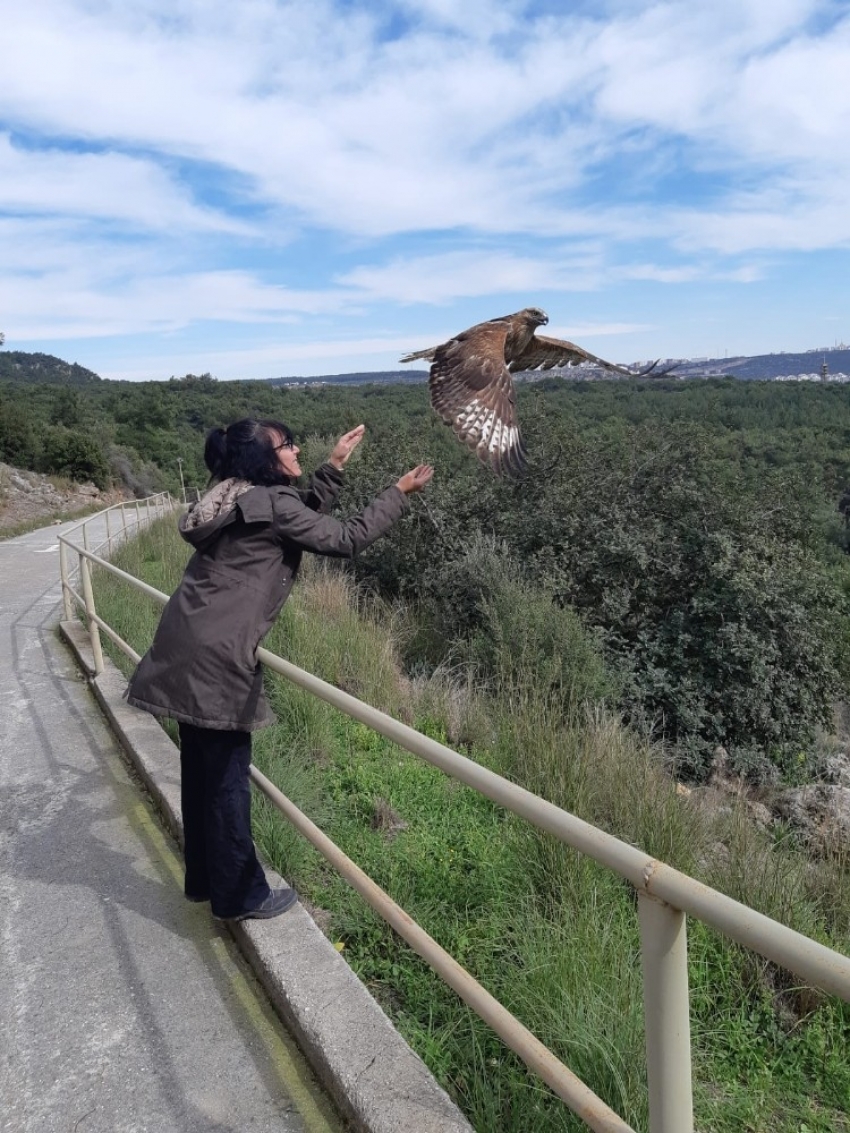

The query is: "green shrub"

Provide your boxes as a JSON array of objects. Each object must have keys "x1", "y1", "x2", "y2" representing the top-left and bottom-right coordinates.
[
  {"x1": 421, "y1": 534, "x2": 615, "y2": 714},
  {"x1": 0, "y1": 397, "x2": 38, "y2": 466},
  {"x1": 346, "y1": 419, "x2": 849, "y2": 783},
  {"x1": 39, "y1": 426, "x2": 109, "y2": 488}
]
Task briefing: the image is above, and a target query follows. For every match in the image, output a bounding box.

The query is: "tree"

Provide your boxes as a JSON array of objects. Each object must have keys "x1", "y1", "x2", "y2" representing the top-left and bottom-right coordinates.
[
  {"x1": 0, "y1": 397, "x2": 38, "y2": 466},
  {"x1": 346, "y1": 408, "x2": 849, "y2": 782},
  {"x1": 39, "y1": 428, "x2": 109, "y2": 488},
  {"x1": 50, "y1": 387, "x2": 82, "y2": 426}
]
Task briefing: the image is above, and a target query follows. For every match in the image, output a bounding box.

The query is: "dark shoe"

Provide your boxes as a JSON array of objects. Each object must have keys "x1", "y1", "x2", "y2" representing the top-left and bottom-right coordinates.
[
  {"x1": 220, "y1": 888, "x2": 298, "y2": 922},
  {"x1": 185, "y1": 893, "x2": 210, "y2": 903}
]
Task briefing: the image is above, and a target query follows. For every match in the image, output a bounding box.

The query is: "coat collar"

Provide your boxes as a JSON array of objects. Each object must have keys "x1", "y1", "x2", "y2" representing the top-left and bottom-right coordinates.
[
  {"x1": 236, "y1": 486, "x2": 276, "y2": 524},
  {"x1": 180, "y1": 480, "x2": 279, "y2": 550}
]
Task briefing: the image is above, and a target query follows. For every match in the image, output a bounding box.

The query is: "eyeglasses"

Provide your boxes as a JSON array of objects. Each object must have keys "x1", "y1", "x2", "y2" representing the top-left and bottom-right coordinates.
[{"x1": 273, "y1": 440, "x2": 296, "y2": 452}]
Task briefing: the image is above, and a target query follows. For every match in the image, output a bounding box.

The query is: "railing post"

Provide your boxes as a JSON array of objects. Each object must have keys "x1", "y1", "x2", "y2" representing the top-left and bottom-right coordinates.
[
  {"x1": 638, "y1": 894, "x2": 694, "y2": 1133},
  {"x1": 105, "y1": 506, "x2": 112, "y2": 552},
  {"x1": 82, "y1": 521, "x2": 90, "y2": 552},
  {"x1": 79, "y1": 552, "x2": 105, "y2": 675},
  {"x1": 121, "y1": 501, "x2": 128, "y2": 536},
  {"x1": 58, "y1": 540, "x2": 73, "y2": 621}
]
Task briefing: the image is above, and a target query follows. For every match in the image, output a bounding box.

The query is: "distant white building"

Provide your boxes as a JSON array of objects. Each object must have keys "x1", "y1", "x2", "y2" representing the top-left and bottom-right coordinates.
[{"x1": 773, "y1": 372, "x2": 850, "y2": 383}]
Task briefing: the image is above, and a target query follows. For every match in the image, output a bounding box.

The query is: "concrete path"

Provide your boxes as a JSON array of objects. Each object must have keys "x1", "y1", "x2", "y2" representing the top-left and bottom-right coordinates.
[{"x1": 0, "y1": 516, "x2": 342, "y2": 1133}]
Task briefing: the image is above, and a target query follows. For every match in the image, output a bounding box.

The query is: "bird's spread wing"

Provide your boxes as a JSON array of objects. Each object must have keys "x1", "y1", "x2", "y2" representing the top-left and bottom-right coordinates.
[
  {"x1": 510, "y1": 334, "x2": 669, "y2": 378},
  {"x1": 399, "y1": 346, "x2": 438, "y2": 364},
  {"x1": 429, "y1": 321, "x2": 527, "y2": 477}
]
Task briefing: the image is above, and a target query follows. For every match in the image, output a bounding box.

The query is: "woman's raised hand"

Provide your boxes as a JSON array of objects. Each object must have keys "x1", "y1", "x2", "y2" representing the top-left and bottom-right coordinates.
[
  {"x1": 329, "y1": 424, "x2": 366, "y2": 470},
  {"x1": 396, "y1": 465, "x2": 434, "y2": 495}
]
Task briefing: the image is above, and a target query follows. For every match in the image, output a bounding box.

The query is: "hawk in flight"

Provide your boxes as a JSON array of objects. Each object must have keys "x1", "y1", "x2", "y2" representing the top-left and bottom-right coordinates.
[{"x1": 400, "y1": 307, "x2": 672, "y2": 476}]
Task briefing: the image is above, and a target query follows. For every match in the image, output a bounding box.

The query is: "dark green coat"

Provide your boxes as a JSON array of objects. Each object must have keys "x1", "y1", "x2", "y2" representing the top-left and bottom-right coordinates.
[{"x1": 126, "y1": 464, "x2": 407, "y2": 730}]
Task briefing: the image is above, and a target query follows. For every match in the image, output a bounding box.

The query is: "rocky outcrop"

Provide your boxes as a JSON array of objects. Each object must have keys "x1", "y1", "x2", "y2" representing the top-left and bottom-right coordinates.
[
  {"x1": 0, "y1": 462, "x2": 121, "y2": 533},
  {"x1": 686, "y1": 743, "x2": 850, "y2": 857},
  {"x1": 822, "y1": 748, "x2": 850, "y2": 788},
  {"x1": 686, "y1": 746, "x2": 775, "y2": 831},
  {"x1": 771, "y1": 783, "x2": 850, "y2": 857}
]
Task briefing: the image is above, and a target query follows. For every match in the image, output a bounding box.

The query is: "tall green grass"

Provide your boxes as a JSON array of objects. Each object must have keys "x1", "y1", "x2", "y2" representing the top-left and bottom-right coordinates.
[{"x1": 91, "y1": 517, "x2": 850, "y2": 1133}]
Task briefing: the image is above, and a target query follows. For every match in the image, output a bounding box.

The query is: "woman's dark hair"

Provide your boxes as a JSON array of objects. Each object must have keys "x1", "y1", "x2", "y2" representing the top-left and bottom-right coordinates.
[{"x1": 204, "y1": 419, "x2": 295, "y2": 486}]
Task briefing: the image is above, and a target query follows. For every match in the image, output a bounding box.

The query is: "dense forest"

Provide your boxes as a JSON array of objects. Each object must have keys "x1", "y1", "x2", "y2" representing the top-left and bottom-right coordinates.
[{"x1": 3, "y1": 358, "x2": 850, "y2": 784}]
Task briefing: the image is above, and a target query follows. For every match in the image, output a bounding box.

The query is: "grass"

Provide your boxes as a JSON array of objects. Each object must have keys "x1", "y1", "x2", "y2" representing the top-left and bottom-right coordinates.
[{"x1": 89, "y1": 517, "x2": 850, "y2": 1133}]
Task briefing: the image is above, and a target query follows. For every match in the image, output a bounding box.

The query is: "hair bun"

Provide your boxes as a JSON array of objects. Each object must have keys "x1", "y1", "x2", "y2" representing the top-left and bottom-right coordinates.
[{"x1": 203, "y1": 425, "x2": 230, "y2": 478}]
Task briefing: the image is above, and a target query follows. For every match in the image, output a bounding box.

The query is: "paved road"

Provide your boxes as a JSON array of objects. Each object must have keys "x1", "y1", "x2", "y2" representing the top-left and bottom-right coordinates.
[{"x1": 0, "y1": 515, "x2": 341, "y2": 1133}]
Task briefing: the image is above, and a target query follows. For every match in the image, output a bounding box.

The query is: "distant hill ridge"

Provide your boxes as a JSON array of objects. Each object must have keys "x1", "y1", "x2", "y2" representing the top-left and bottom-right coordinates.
[
  {"x1": 2, "y1": 348, "x2": 849, "y2": 386},
  {"x1": 731, "y1": 349, "x2": 850, "y2": 380},
  {"x1": 0, "y1": 351, "x2": 101, "y2": 385}
]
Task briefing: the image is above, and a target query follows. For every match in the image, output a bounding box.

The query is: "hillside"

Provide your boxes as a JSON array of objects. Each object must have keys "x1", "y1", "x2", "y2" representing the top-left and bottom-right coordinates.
[
  {"x1": 674, "y1": 348, "x2": 850, "y2": 380},
  {"x1": 727, "y1": 348, "x2": 850, "y2": 379},
  {"x1": 0, "y1": 351, "x2": 102, "y2": 385}
]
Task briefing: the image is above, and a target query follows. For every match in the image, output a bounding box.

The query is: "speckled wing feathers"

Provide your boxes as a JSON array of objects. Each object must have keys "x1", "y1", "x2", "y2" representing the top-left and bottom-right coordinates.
[
  {"x1": 511, "y1": 334, "x2": 632, "y2": 376},
  {"x1": 428, "y1": 322, "x2": 528, "y2": 476},
  {"x1": 510, "y1": 334, "x2": 665, "y2": 377}
]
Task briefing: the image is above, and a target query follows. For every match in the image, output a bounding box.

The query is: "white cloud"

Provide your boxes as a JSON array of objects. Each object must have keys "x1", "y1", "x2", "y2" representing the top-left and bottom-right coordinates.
[
  {"x1": 545, "y1": 321, "x2": 652, "y2": 340},
  {"x1": 0, "y1": 256, "x2": 357, "y2": 339},
  {"x1": 1, "y1": 0, "x2": 850, "y2": 368},
  {"x1": 669, "y1": 176, "x2": 850, "y2": 254},
  {"x1": 393, "y1": 0, "x2": 525, "y2": 36},
  {"x1": 0, "y1": 1, "x2": 601, "y2": 236},
  {"x1": 590, "y1": 0, "x2": 829, "y2": 138},
  {"x1": 337, "y1": 249, "x2": 608, "y2": 303},
  {"x1": 92, "y1": 334, "x2": 431, "y2": 382},
  {"x1": 4, "y1": 0, "x2": 849, "y2": 243},
  {"x1": 736, "y1": 22, "x2": 850, "y2": 162},
  {"x1": 0, "y1": 133, "x2": 248, "y2": 232}
]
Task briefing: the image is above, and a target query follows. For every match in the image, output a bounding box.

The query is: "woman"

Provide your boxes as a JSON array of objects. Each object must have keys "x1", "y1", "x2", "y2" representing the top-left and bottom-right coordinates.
[{"x1": 127, "y1": 418, "x2": 433, "y2": 921}]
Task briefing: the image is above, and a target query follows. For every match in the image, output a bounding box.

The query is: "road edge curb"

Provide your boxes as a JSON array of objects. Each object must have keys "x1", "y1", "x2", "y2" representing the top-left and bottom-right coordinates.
[{"x1": 59, "y1": 618, "x2": 473, "y2": 1133}]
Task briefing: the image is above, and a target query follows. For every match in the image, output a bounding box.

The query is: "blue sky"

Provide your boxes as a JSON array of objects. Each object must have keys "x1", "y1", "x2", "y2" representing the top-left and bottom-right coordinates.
[{"x1": 1, "y1": 0, "x2": 849, "y2": 380}]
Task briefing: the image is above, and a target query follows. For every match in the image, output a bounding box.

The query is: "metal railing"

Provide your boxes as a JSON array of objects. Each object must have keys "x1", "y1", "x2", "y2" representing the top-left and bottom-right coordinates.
[
  {"x1": 58, "y1": 494, "x2": 174, "y2": 673},
  {"x1": 58, "y1": 500, "x2": 850, "y2": 1133}
]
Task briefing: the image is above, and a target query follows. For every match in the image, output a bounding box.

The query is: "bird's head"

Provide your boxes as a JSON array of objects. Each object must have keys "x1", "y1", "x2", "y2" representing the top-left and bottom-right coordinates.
[{"x1": 524, "y1": 307, "x2": 549, "y2": 327}]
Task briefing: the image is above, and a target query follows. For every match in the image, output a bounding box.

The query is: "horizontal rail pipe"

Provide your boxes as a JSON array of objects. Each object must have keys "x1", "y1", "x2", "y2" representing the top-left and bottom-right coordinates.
[
  {"x1": 57, "y1": 544, "x2": 175, "y2": 606},
  {"x1": 59, "y1": 495, "x2": 174, "y2": 678},
  {"x1": 250, "y1": 766, "x2": 635, "y2": 1133},
  {"x1": 256, "y1": 649, "x2": 850, "y2": 1004},
  {"x1": 61, "y1": 492, "x2": 171, "y2": 545},
  {"x1": 61, "y1": 531, "x2": 850, "y2": 1005},
  {"x1": 87, "y1": 610, "x2": 142, "y2": 665}
]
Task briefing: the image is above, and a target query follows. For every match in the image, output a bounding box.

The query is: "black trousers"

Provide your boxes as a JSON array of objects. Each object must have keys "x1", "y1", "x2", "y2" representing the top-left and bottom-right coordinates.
[{"x1": 178, "y1": 723, "x2": 270, "y2": 918}]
